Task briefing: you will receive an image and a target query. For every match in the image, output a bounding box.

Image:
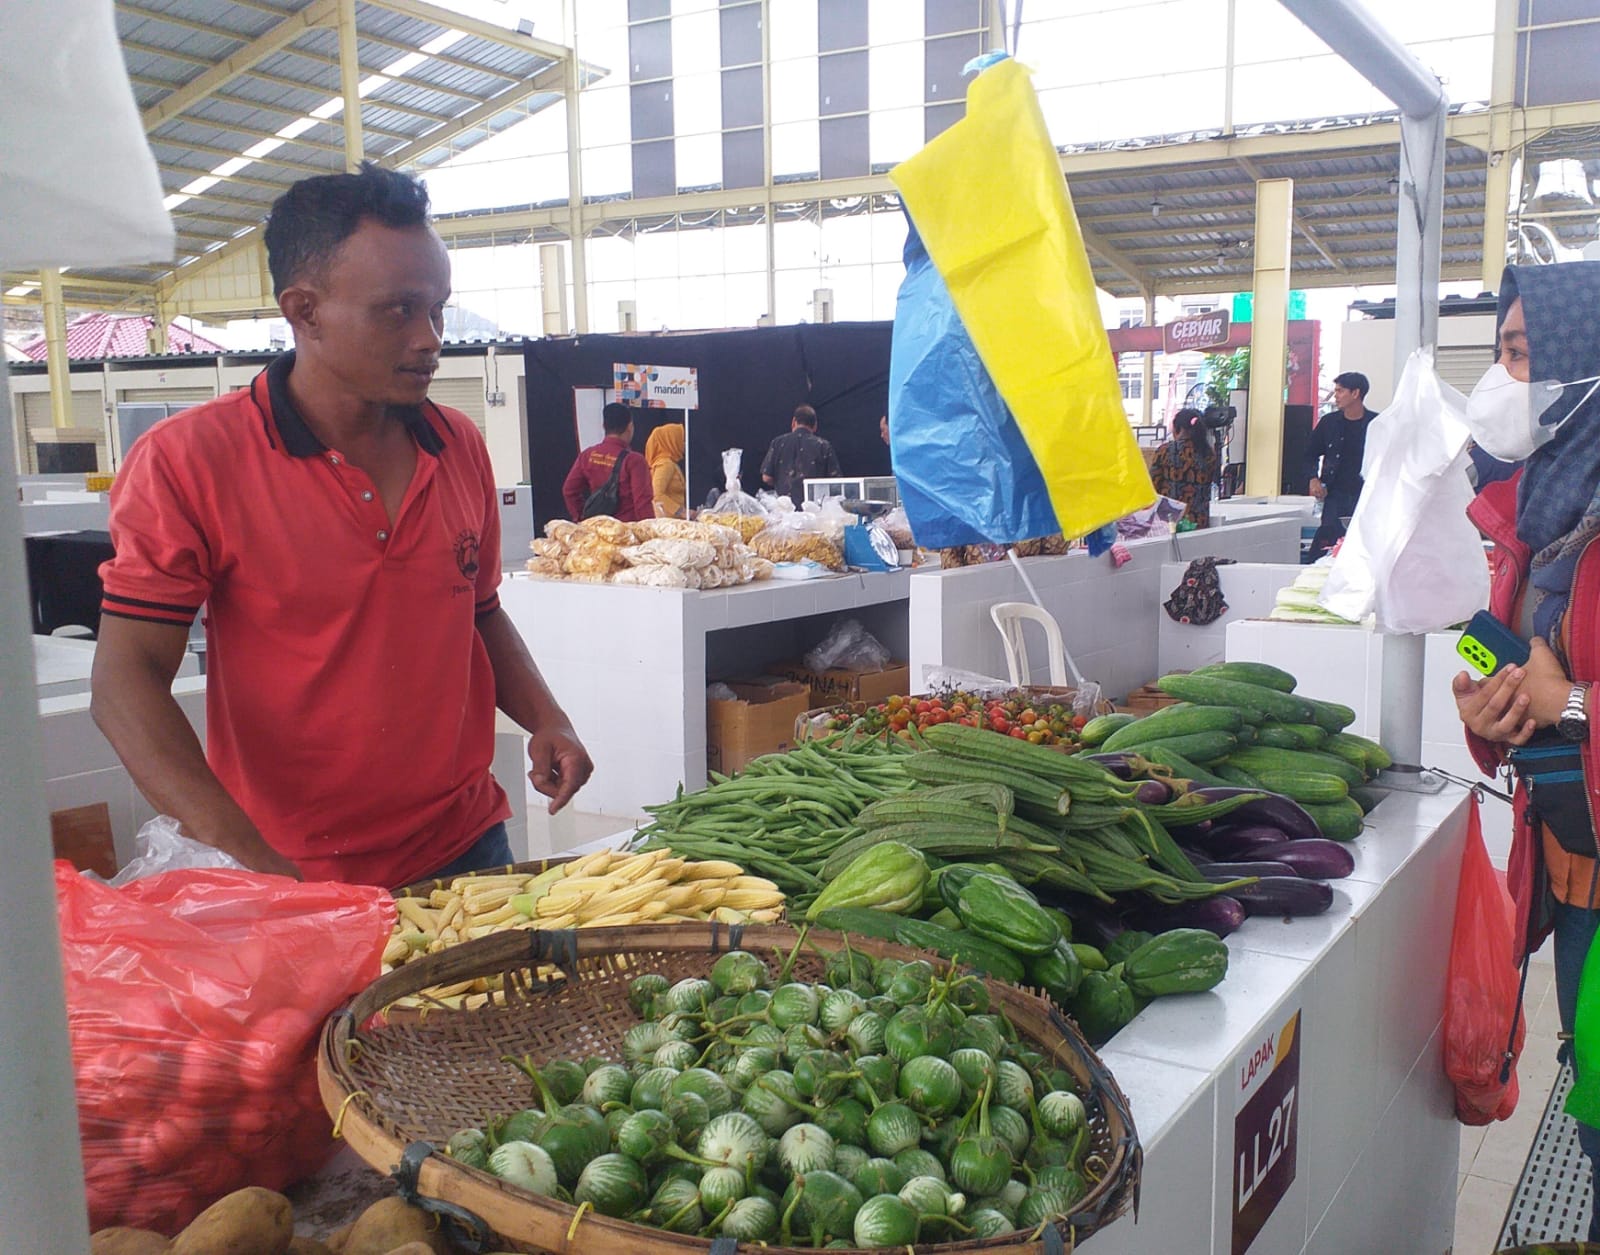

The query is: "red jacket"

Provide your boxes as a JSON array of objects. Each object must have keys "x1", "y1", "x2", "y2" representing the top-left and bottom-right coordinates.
[
  {"x1": 562, "y1": 436, "x2": 653, "y2": 523},
  {"x1": 1466, "y1": 469, "x2": 1600, "y2": 961}
]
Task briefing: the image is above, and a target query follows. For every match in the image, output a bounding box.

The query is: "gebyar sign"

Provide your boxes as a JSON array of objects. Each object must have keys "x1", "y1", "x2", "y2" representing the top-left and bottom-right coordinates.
[
  {"x1": 613, "y1": 362, "x2": 700, "y2": 410},
  {"x1": 1232, "y1": 1006, "x2": 1301, "y2": 1255},
  {"x1": 1162, "y1": 310, "x2": 1232, "y2": 355}
]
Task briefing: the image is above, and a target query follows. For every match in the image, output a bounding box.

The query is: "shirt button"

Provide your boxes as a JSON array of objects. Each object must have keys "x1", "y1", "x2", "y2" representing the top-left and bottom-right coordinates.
[
  {"x1": 329, "y1": 454, "x2": 341, "y2": 465},
  {"x1": 362, "y1": 490, "x2": 374, "y2": 502},
  {"x1": 377, "y1": 530, "x2": 389, "y2": 541}
]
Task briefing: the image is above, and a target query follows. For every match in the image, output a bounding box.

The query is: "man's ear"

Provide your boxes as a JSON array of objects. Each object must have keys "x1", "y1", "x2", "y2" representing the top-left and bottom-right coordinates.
[{"x1": 278, "y1": 285, "x2": 319, "y2": 341}]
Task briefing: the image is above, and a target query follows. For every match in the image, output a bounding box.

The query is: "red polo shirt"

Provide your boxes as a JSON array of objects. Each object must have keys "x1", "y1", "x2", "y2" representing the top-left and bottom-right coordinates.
[{"x1": 99, "y1": 354, "x2": 509, "y2": 887}]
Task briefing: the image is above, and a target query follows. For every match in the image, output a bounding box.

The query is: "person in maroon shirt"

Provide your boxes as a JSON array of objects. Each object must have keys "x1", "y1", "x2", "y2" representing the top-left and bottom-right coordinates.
[{"x1": 563, "y1": 403, "x2": 654, "y2": 522}]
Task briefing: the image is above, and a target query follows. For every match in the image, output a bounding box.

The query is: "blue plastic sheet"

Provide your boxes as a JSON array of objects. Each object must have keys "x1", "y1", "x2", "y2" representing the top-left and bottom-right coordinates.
[{"x1": 887, "y1": 216, "x2": 1061, "y2": 549}]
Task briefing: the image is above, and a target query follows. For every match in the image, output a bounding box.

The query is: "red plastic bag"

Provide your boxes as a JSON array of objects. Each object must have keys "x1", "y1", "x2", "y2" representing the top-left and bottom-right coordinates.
[
  {"x1": 56, "y1": 861, "x2": 395, "y2": 1233},
  {"x1": 1442, "y1": 795, "x2": 1525, "y2": 1125}
]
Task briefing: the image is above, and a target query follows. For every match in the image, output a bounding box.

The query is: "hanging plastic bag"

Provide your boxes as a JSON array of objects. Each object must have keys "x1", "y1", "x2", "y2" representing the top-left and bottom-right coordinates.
[
  {"x1": 1442, "y1": 795, "x2": 1525, "y2": 1125},
  {"x1": 59, "y1": 861, "x2": 395, "y2": 1232},
  {"x1": 97, "y1": 814, "x2": 245, "y2": 886},
  {"x1": 1319, "y1": 349, "x2": 1489, "y2": 632},
  {"x1": 890, "y1": 56, "x2": 1154, "y2": 541},
  {"x1": 1566, "y1": 916, "x2": 1600, "y2": 1130}
]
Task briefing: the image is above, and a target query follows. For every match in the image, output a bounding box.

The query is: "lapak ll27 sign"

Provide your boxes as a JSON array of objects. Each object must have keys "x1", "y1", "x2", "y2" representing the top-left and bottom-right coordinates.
[
  {"x1": 1232, "y1": 1005, "x2": 1300, "y2": 1255},
  {"x1": 613, "y1": 362, "x2": 699, "y2": 409},
  {"x1": 1162, "y1": 311, "x2": 1232, "y2": 355}
]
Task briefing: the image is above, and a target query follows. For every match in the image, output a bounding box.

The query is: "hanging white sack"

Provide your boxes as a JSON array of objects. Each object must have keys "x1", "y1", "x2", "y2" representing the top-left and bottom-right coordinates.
[
  {"x1": 1319, "y1": 348, "x2": 1489, "y2": 634},
  {"x1": 0, "y1": 0, "x2": 173, "y2": 268}
]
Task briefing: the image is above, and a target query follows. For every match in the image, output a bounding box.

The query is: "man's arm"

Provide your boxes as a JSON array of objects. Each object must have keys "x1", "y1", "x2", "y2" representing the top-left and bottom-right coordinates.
[
  {"x1": 824, "y1": 440, "x2": 841, "y2": 478},
  {"x1": 476, "y1": 608, "x2": 594, "y2": 813},
  {"x1": 1303, "y1": 422, "x2": 1327, "y2": 494},
  {"x1": 90, "y1": 616, "x2": 301, "y2": 877},
  {"x1": 760, "y1": 439, "x2": 777, "y2": 487},
  {"x1": 562, "y1": 453, "x2": 588, "y2": 521}
]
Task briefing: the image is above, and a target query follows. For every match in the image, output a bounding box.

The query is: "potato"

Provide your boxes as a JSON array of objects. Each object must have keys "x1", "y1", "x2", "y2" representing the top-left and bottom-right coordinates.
[
  {"x1": 170, "y1": 1187, "x2": 293, "y2": 1255},
  {"x1": 324, "y1": 1222, "x2": 353, "y2": 1254},
  {"x1": 90, "y1": 1229, "x2": 171, "y2": 1255},
  {"x1": 343, "y1": 1199, "x2": 451, "y2": 1255},
  {"x1": 288, "y1": 1240, "x2": 335, "y2": 1255}
]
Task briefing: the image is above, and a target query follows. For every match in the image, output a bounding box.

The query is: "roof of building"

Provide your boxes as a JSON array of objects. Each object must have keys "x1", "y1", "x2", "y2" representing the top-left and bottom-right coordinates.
[{"x1": 18, "y1": 313, "x2": 225, "y2": 360}]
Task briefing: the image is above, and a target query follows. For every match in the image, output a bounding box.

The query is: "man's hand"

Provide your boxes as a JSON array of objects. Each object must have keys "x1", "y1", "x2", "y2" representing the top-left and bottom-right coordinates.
[
  {"x1": 236, "y1": 839, "x2": 304, "y2": 880},
  {"x1": 527, "y1": 719, "x2": 594, "y2": 814},
  {"x1": 1453, "y1": 662, "x2": 1535, "y2": 746},
  {"x1": 1309, "y1": 477, "x2": 1326, "y2": 501}
]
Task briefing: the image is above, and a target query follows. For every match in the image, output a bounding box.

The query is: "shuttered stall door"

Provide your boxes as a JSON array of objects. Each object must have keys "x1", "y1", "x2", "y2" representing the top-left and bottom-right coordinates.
[
  {"x1": 428, "y1": 378, "x2": 487, "y2": 436},
  {"x1": 20, "y1": 392, "x2": 108, "y2": 472},
  {"x1": 119, "y1": 386, "x2": 214, "y2": 411},
  {"x1": 1436, "y1": 345, "x2": 1495, "y2": 397}
]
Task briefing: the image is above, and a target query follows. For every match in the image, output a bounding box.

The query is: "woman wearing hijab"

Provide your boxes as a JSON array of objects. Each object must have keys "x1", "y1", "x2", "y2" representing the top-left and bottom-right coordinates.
[
  {"x1": 1148, "y1": 408, "x2": 1220, "y2": 529},
  {"x1": 1455, "y1": 261, "x2": 1600, "y2": 1237},
  {"x1": 645, "y1": 422, "x2": 687, "y2": 518}
]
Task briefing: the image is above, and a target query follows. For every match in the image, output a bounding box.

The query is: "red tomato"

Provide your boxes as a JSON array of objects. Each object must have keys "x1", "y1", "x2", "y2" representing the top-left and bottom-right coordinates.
[
  {"x1": 1072, "y1": 714, "x2": 1088, "y2": 729},
  {"x1": 931, "y1": 711, "x2": 949, "y2": 724},
  {"x1": 950, "y1": 703, "x2": 968, "y2": 717},
  {"x1": 1010, "y1": 728, "x2": 1029, "y2": 739},
  {"x1": 1020, "y1": 709, "x2": 1037, "y2": 725},
  {"x1": 990, "y1": 716, "x2": 1010, "y2": 734},
  {"x1": 915, "y1": 700, "x2": 933, "y2": 715}
]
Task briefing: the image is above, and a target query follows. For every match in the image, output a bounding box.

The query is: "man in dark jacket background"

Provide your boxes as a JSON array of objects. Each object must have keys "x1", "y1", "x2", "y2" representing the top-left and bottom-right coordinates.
[
  {"x1": 1304, "y1": 371, "x2": 1378, "y2": 559},
  {"x1": 761, "y1": 404, "x2": 841, "y2": 505},
  {"x1": 563, "y1": 402, "x2": 653, "y2": 522}
]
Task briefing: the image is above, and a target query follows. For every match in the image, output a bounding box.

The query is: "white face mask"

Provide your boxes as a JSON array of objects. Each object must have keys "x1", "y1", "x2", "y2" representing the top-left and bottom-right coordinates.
[{"x1": 1465, "y1": 363, "x2": 1600, "y2": 461}]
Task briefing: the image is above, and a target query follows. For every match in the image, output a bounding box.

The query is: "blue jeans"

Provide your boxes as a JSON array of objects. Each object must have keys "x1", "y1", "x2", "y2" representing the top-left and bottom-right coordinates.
[
  {"x1": 422, "y1": 821, "x2": 513, "y2": 882},
  {"x1": 1552, "y1": 900, "x2": 1600, "y2": 1239}
]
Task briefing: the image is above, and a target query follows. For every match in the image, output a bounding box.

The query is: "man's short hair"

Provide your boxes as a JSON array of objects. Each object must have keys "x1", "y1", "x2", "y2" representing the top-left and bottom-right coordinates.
[
  {"x1": 264, "y1": 161, "x2": 431, "y2": 296},
  {"x1": 602, "y1": 402, "x2": 633, "y2": 435},
  {"x1": 792, "y1": 405, "x2": 818, "y2": 428},
  {"x1": 1333, "y1": 371, "x2": 1369, "y2": 399}
]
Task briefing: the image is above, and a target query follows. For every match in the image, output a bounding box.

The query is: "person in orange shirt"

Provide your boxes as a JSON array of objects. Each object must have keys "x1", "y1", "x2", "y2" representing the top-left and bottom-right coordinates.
[{"x1": 645, "y1": 422, "x2": 687, "y2": 518}]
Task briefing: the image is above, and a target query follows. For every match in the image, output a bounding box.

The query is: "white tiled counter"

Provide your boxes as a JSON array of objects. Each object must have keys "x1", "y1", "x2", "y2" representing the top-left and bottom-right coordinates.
[
  {"x1": 1084, "y1": 786, "x2": 1469, "y2": 1255},
  {"x1": 499, "y1": 570, "x2": 917, "y2": 821}
]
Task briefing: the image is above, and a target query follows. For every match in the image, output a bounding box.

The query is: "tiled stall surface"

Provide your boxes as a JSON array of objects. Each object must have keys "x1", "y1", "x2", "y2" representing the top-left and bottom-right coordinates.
[{"x1": 908, "y1": 516, "x2": 1301, "y2": 698}]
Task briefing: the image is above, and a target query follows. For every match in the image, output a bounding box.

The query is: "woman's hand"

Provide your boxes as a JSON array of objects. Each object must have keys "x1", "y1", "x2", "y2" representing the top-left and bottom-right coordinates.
[{"x1": 1453, "y1": 663, "x2": 1536, "y2": 746}]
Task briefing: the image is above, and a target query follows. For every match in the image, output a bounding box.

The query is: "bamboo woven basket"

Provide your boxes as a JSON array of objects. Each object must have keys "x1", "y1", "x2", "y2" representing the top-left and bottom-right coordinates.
[{"x1": 318, "y1": 921, "x2": 1141, "y2": 1254}]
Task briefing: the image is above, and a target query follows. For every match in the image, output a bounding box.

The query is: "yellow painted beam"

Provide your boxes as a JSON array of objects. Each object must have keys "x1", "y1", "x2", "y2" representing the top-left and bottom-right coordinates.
[
  {"x1": 39, "y1": 270, "x2": 73, "y2": 429},
  {"x1": 338, "y1": 0, "x2": 364, "y2": 170},
  {"x1": 1245, "y1": 178, "x2": 1292, "y2": 497}
]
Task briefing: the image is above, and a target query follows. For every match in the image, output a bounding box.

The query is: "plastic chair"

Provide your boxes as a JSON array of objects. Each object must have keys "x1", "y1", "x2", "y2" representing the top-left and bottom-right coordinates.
[{"x1": 990, "y1": 602, "x2": 1069, "y2": 688}]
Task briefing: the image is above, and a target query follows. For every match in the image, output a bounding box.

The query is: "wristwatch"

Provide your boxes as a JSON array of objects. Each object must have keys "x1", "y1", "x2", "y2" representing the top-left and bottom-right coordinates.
[{"x1": 1558, "y1": 683, "x2": 1590, "y2": 742}]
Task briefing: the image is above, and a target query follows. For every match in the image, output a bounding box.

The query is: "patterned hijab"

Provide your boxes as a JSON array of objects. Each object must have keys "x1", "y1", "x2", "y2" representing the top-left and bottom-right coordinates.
[{"x1": 1507, "y1": 262, "x2": 1600, "y2": 660}]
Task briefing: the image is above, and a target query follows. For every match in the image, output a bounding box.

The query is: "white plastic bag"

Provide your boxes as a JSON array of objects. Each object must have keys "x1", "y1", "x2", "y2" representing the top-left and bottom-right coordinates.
[
  {"x1": 102, "y1": 815, "x2": 247, "y2": 886},
  {"x1": 1319, "y1": 349, "x2": 1489, "y2": 633},
  {"x1": 804, "y1": 619, "x2": 892, "y2": 672}
]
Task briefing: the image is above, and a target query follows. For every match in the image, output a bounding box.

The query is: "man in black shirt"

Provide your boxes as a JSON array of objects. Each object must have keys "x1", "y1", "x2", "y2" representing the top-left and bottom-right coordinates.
[
  {"x1": 1304, "y1": 371, "x2": 1378, "y2": 559},
  {"x1": 761, "y1": 404, "x2": 841, "y2": 505}
]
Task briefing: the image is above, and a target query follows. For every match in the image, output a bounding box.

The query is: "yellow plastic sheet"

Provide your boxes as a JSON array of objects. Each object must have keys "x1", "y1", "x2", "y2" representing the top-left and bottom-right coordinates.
[{"x1": 891, "y1": 58, "x2": 1154, "y2": 538}]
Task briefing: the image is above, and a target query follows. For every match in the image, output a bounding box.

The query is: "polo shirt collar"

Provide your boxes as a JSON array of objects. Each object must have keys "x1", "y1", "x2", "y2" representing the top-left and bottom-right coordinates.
[{"x1": 259, "y1": 351, "x2": 446, "y2": 458}]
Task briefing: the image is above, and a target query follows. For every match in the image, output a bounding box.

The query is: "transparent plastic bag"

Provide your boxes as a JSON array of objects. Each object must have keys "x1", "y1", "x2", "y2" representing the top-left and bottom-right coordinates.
[
  {"x1": 709, "y1": 448, "x2": 765, "y2": 518},
  {"x1": 805, "y1": 618, "x2": 892, "y2": 672},
  {"x1": 752, "y1": 511, "x2": 845, "y2": 570},
  {"x1": 881, "y1": 506, "x2": 916, "y2": 550},
  {"x1": 814, "y1": 497, "x2": 852, "y2": 546},
  {"x1": 59, "y1": 861, "x2": 395, "y2": 1232},
  {"x1": 102, "y1": 815, "x2": 247, "y2": 886}
]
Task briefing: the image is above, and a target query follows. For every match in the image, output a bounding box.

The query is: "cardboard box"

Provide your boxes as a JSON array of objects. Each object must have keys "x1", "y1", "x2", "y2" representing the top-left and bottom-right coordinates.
[
  {"x1": 777, "y1": 660, "x2": 911, "y2": 709},
  {"x1": 707, "y1": 681, "x2": 813, "y2": 775}
]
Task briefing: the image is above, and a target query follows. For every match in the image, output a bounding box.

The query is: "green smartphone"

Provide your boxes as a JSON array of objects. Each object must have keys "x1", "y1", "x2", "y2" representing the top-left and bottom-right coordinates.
[{"x1": 1456, "y1": 610, "x2": 1531, "y2": 677}]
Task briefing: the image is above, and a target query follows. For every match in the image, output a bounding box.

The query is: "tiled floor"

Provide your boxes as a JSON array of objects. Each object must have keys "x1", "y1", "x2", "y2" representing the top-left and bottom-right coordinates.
[{"x1": 1456, "y1": 945, "x2": 1565, "y2": 1253}]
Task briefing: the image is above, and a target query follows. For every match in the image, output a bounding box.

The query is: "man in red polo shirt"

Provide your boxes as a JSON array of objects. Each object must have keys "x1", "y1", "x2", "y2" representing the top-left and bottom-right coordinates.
[
  {"x1": 90, "y1": 163, "x2": 592, "y2": 887},
  {"x1": 562, "y1": 402, "x2": 653, "y2": 522}
]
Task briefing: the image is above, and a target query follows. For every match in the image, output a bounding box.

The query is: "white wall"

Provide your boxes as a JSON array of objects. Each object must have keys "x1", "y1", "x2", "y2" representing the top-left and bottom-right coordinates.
[
  {"x1": 1339, "y1": 313, "x2": 1497, "y2": 411},
  {"x1": 907, "y1": 517, "x2": 1302, "y2": 702}
]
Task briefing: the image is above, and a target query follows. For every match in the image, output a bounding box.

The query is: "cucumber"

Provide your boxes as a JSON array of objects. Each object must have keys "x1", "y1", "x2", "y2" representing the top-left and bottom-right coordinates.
[
  {"x1": 1214, "y1": 763, "x2": 1262, "y2": 788},
  {"x1": 893, "y1": 918, "x2": 1026, "y2": 984},
  {"x1": 1112, "y1": 730, "x2": 1238, "y2": 765},
  {"x1": 1141, "y1": 745, "x2": 1234, "y2": 788},
  {"x1": 1080, "y1": 712, "x2": 1138, "y2": 747},
  {"x1": 812, "y1": 907, "x2": 904, "y2": 941},
  {"x1": 1248, "y1": 769, "x2": 1350, "y2": 804},
  {"x1": 1323, "y1": 731, "x2": 1392, "y2": 772},
  {"x1": 1302, "y1": 695, "x2": 1358, "y2": 734},
  {"x1": 1100, "y1": 704, "x2": 1243, "y2": 751},
  {"x1": 1192, "y1": 661, "x2": 1298, "y2": 692},
  {"x1": 1225, "y1": 746, "x2": 1366, "y2": 789},
  {"x1": 1156, "y1": 673, "x2": 1317, "y2": 726},
  {"x1": 1256, "y1": 722, "x2": 1328, "y2": 750},
  {"x1": 1301, "y1": 797, "x2": 1365, "y2": 842}
]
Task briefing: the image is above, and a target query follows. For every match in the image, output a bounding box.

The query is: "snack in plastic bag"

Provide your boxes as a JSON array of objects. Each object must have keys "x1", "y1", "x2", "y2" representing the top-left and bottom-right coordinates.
[
  {"x1": 544, "y1": 519, "x2": 588, "y2": 549},
  {"x1": 613, "y1": 565, "x2": 698, "y2": 588},
  {"x1": 529, "y1": 538, "x2": 565, "y2": 560},
  {"x1": 1443, "y1": 795, "x2": 1525, "y2": 1124},
  {"x1": 751, "y1": 512, "x2": 845, "y2": 570},
  {"x1": 631, "y1": 517, "x2": 740, "y2": 547},
  {"x1": 60, "y1": 861, "x2": 394, "y2": 1233},
  {"x1": 100, "y1": 815, "x2": 246, "y2": 886},
  {"x1": 703, "y1": 512, "x2": 767, "y2": 543},
  {"x1": 881, "y1": 506, "x2": 916, "y2": 551},
  {"x1": 805, "y1": 617, "x2": 892, "y2": 672},
  {"x1": 621, "y1": 538, "x2": 719, "y2": 569},
  {"x1": 748, "y1": 557, "x2": 775, "y2": 581},
  {"x1": 582, "y1": 514, "x2": 635, "y2": 548},
  {"x1": 563, "y1": 539, "x2": 625, "y2": 577},
  {"x1": 526, "y1": 557, "x2": 565, "y2": 578},
  {"x1": 707, "y1": 448, "x2": 767, "y2": 526}
]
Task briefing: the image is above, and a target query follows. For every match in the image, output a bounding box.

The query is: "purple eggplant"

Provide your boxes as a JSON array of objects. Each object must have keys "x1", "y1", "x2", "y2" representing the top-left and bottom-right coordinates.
[
  {"x1": 1084, "y1": 752, "x2": 1140, "y2": 781},
  {"x1": 1214, "y1": 793, "x2": 1320, "y2": 841},
  {"x1": 1268, "y1": 839, "x2": 1356, "y2": 880},
  {"x1": 1134, "y1": 778, "x2": 1176, "y2": 806},
  {"x1": 1162, "y1": 788, "x2": 1319, "y2": 841},
  {"x1": 1222, "y1": 876, "x2": 1335, "y2": 917},
  {"x1": 1129, "y1": 896, "x2": 1246, "y2": 938},
  {"x1": 1193, "y1": 859, "x2": 1300, "y2": 880},
  {"x1": 1191, "y1": 826, "x2": 1291, "y2": 861}
]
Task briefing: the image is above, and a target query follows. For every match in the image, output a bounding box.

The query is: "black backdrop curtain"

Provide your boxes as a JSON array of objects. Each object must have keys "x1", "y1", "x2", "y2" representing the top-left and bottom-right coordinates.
[{"x1": 523, "y1": 322, "x2": 893, "y2": 531}]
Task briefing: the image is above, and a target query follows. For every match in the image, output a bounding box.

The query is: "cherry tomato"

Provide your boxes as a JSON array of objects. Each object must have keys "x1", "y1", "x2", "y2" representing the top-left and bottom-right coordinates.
[
  {"x1": 950, "y1": 702, "x2": 967, "y2": 717},
  {"x1": 1072, "y1": 714, "x2": 1088, "y2": 729},
  {"x1": 1010, "y1": 727, "x2": 1029, "y2": 739},
  {"x1": 1026, "y1": 730, "x2": 1045, "y2": 744},
  {"x1": 990, "y1": 715, "x2": 1010, "y2": 734},
  {"x1": 1020, "y1": 709, "x2": 1037, "y2": 725}
]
